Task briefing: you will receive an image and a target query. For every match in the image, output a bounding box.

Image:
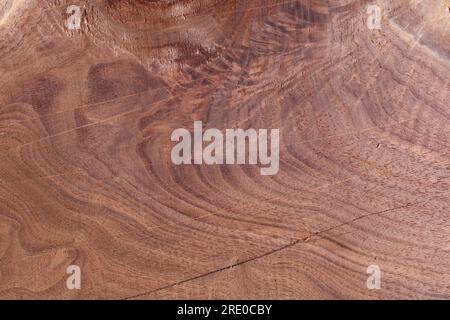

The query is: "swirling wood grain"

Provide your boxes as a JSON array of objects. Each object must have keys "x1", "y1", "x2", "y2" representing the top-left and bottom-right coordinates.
[{"x1": 0, "y1": 0, "x2": 449, "y2": 299}]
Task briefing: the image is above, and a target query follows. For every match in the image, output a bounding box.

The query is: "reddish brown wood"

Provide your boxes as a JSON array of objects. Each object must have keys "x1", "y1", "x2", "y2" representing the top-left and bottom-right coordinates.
[{"x1": 0, "y1": 0, "x2": 449, "y2": 299}]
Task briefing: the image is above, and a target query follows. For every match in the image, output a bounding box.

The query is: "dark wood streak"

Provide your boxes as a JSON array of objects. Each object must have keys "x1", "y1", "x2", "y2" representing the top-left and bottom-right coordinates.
[{"x1": 0, "y1": 0, "x2": 449, "y2": 299}]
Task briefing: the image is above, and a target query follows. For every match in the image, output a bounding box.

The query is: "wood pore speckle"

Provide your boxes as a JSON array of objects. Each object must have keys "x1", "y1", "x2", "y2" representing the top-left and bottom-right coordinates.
[{"x1": 0, "y1": 0, "x2": 449, "y2": 299}]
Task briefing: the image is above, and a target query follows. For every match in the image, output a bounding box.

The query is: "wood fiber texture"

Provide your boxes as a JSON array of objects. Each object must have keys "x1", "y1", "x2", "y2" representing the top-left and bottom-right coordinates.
[{"x1": 0, "y1": 0, "x2": 449, "y2": 299}]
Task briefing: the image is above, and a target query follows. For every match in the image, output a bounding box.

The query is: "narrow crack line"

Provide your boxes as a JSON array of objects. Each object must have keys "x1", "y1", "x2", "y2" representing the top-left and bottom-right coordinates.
[
  {"x1": 0, "y1": 107, "x2": 139, "y2": 162},
  {"x1": 122, "y1": 199, "x2": 426, "y2": 300},
  {"x1": 300, "y1": 201, "x2": 421, "y2": 243},
  {"x1": 2, "y1": 5, "x2": 434, "y2": 160},
  {"x1": 5, "y1": 112, "x2": 444, "y2": 188},
  {"x1": 0, "y1": 87, "x2": 166, "y2": 125},
  {"x1": 122, "y1": 238, "x2": 302, "y2": 300}
]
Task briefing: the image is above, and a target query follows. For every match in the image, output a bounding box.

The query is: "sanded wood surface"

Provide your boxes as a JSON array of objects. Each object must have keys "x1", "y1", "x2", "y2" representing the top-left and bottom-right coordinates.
[{"x1": 0, "y1": 0, "x2": 449, "y2": 299}]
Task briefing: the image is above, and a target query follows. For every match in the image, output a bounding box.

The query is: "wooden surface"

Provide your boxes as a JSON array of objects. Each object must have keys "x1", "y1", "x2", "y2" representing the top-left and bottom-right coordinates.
[{"x1": 0, "y1": 0, "x2": 449, "y2": 299}]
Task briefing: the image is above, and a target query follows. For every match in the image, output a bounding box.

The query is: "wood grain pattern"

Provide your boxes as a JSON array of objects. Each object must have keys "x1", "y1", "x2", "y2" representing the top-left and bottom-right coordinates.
[{"x1": 0, "y1": 0, "x2": 449, "y2": 299}]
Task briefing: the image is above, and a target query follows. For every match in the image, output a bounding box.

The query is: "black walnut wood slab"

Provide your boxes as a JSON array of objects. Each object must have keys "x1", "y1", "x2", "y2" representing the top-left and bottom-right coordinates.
[{"x1": 0, "y1": 0, "x2": 449, "y2": 299}]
